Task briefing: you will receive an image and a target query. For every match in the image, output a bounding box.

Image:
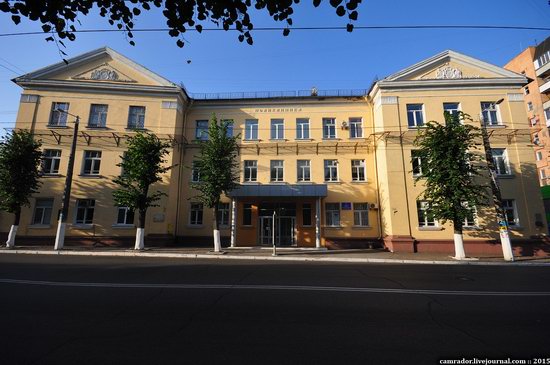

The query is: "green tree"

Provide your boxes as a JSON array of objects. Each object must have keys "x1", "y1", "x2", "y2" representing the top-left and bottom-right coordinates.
[
  {"x1": 0, "y1": 0, "x2": 361, "y2": 51},
  {"x1": 413, "y1": 112, "x2": 487, "y2": 260},
  {"x1": 192, "y1": 115, "x2": 240, "y2": 252},
  {"x1": 0, "y1": 130, "x2": 42, "y2": 248},
  {"x1": 113, "y1": 132, "x2": 171, "y2": 250}
]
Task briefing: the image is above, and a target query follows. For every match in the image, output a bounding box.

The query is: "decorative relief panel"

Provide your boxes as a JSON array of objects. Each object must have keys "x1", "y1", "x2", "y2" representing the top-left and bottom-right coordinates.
[{"x1": 72, "y1": 63, "x2": 136, "y2": 83}]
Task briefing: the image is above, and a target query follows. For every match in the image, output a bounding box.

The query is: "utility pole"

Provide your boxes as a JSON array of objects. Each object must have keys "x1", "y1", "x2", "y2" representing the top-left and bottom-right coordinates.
[
  {"x1": 54, "y1": 113, "x2": 80, "y2": 251},
  {"x1": 480, "y1": 101, "x2": 514, "y2": 261}
]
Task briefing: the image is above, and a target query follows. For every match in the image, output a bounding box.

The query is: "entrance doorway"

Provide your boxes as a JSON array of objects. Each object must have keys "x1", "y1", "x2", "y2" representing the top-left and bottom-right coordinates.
[{"x1": 259, "y1": 216, "x2": 296, "y2": 246}]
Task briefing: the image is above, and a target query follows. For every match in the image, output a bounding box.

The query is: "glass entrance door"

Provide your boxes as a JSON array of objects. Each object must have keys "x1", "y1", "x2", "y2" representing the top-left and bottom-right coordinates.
[{"x1": 259, "y1": 216, "x2": 296, "y2": 246}]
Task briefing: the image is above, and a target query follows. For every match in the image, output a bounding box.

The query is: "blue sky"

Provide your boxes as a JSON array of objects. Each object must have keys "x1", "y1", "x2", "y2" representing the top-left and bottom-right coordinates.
[{"x1": 0, "y1": 0, "x2": 549, "y2": 132}]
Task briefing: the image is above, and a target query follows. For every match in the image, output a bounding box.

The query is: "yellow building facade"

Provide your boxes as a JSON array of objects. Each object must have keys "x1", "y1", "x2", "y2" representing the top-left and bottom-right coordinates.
[{"x1": 1, "y1": 47, "x2": 547, "y2": 255}]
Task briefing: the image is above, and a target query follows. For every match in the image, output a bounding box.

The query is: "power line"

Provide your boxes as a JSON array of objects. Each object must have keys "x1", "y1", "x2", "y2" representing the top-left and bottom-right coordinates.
[{"x1": 1, "y1": 24, "x2": 550, "y2": 38}]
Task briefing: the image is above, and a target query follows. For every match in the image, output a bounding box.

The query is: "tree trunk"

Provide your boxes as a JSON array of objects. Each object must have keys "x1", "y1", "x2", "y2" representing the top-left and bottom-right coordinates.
[
  {"x1": 6, "y1": 209, "x2": 20, "y2": 249},
  {"x1": 213, "y1": 204, "x2": 221, "y2": 253},
  {"x1": 452, "y1": 220, "x2": 466, "y2": 260},
  {"x1": 135, "y1": 209, "x2": 146, "y2": 250}
]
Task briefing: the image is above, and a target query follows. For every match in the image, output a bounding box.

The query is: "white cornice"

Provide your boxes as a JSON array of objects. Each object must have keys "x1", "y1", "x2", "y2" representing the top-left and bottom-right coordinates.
[{"x1": 377, "y1": 77, "x2": 527, "y2": 90}]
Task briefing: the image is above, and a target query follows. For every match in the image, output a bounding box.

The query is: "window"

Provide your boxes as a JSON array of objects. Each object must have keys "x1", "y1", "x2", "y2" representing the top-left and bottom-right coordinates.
[
  {"x1": 322, "y1": 118, "x2": 336, "y2": 139},
  {"x1": 270, "y1": 119, "x2": 284, "y2": 140},
  {"x1": 531, "y1": 117, "x2": 538, "y2": 127},
  {"x1": 49, "y1": 102, "x2": 69, "y2": 127},
  {"x1": 536, "y1": 151, "x2": 544, "y2": 161},
  {"x1": 32, "y1": 198, "x2": 53, "y2": 225},
  {"x1": 217, "y1": 202, "x2": 230, "y2": 226},
  {"x1": 411, "y1": 150, "x2": 423, "y2": 176},
  {"x1": 463, "y1": 203, "x2": 477, "y2": 227},
  {"x1": 534, "y1": 133, "x2": 541, "y2": 145},
  {"x1": 245, "y1": 119, "x2": 258, "y2": 140},
  {"x1": 351, "y1": 159, "x2": 366, "y2": 181},
  {"x1": 481, "y1": 102, "x2": 500, "y2": 126},
  {"x1": 127, "y1": 106, "x2": 146, "y2": 129},
  {"x1": 527, "y1": 102, "x2": 534, "y2": 112},
  {"x1": 243, "y1": 203, "x2": 252, "y2": 225},
  {"x1": 75, "y1": 199, "x2": 95, "y2": 225},
  {"x1": 88, "y1": 104, "x2": 108, "y2": 128},
  {"x1": 270, "y1": 160, "x2": 284, "y2": 182},
  {"x1": 349, "y1": 117, "x2": 363, "y2": 138},
  {"x1": 502, "y1": 199, "x2": 519, "y2": 226},
  {"x1": 324, "y1": 159, "x2": 338, "y2": 182},
  {"x1": 297, "y1": 160, "x2": 311, "y2": 182},
  {"x1": 244, "y1": 160, "x2": 257, "y2": 182},
  {"x1": 302, "y1": 203, "x2": 312, "y2": 226},
  {"x1": 491, "y1": 148, "x2": 510, "y2": 175},
  {"x1": 195, "y1": 120, "x2": 209, "y2": 140},
  {"x1": 524, "y1": 86, "x2": 530, "y2": 95},
  {"x1": 407, "y1": 104, "x2": 424, "y2": 128},
  {"x1": 223, "y1": 119, "x2": 234, "y2": 137},
  {"x1": 116, "y1": 207, "x2": 135, "y2": 225},
  {"x1": 443, "y1": 103, "x2": 460, "y2": 118},
  {"x1": 544, "y1": 107, "x2": 550, "y2": 122},
  {"x1": 325, "y1": 203, "x2": 340, "y2": 227},
  {"x1": 541, "y1": 169, "x2": 547, "y2": 181},
  {"x1": 296, "y1": 118, "x2": 310, "y2": 139},
  {"x1": 82, "y1": 151, "x2": 102, "y2": 175},
  {"x1": 353, "y1": 203, "x2": 369, "y2": 227},
  {"x1": 190, "y1": 203, "x2": 203, "y2": 225},
  {"x1": 191, "y1": 161, "x2": 200, "y2": 182},
  {"x1": 417, "y1": 201, "x2": 437, "y2": 227},
  {"x1": 42, "y1": 149, "x2": 61, "y2": 174}
]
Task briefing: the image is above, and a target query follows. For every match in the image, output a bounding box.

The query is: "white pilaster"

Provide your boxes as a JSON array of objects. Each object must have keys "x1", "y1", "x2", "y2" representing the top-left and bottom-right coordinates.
[{"x1": 230, "y1": 199, "x2": 237, "y2": 248}]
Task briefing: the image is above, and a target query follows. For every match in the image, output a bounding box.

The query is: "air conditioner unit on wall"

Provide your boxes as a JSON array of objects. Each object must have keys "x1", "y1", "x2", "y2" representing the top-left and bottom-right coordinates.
[{"x1": 369, "y1": 203, "x2": 379, "y2": 210}]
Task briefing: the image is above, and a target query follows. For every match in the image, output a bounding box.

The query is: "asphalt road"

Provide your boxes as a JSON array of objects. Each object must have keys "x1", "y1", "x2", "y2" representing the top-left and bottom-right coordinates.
[{"x1": 0, "y1": 254, "x2": 549, "y2": 365}]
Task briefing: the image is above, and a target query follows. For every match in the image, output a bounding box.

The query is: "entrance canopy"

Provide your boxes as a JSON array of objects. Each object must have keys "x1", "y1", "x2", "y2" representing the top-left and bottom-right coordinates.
[{"x1": 228, "y1": 184, "x2": 328, "y2": 198}]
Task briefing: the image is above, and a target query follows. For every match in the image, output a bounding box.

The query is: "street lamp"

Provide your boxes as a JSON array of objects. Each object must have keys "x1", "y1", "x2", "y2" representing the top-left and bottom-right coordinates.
[
  {"x1": 54, "y1": 109, "x2": 80, "y2": 251},
  {"x1": 480, "y1": 98, "x2": 514, "y2": 261}
]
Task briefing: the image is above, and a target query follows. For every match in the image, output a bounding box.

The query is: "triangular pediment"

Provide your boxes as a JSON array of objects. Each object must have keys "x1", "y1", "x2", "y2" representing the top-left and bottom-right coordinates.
[
  {"x1": 384, "y1": 50, "x2": 524, "y2": 82},
  {"x1": 13, "y1": 47, "x2": 176, "y2": 88}
]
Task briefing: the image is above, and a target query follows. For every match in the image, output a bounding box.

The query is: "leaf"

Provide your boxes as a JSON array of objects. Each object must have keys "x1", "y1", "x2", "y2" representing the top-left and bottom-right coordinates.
[
  {"x1": 41, "y1": 24, "x2": 51, "y2": 32},
  {"x1": 176, "y1": 39, "x2": 184, "y2": 48},
  {"x1": 329, "y1": 0, "x2": 342, "y2": 7},
  {"x1": 349, "y1": 10, "x2": 358, "y2": 20},
  {"x1": 11, "y1": 15, "x2": 21, "y2": 25},
  {"x1": 195, "y1": 24, "x2": 202, "y2": 33},
  {"x1": 313, "y1": 0, "x2": 322, "y2": 7},
  {"x1": 246, "y1": 37, "x2": 253, "y2": 45},
  {"x1": 129, "y1": 40, "x2": 136, "y2": 46},
  {"x1": 346, "y1": 23, "x2": 353, "y2": 32},
  {"x1": 45, "y1": 36, "x2": 54, "y2": 42},
  {"x1": 336, "y1": 5, "x2": 346, "y2": 16},
  {"x1": 283, "y1": 28, "x2": 290, "y2": 36}
]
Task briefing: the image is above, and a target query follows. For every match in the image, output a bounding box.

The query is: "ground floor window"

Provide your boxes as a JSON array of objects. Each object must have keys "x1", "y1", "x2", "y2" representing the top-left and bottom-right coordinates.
[
  {"x1": 325, "y1": 203, "x2": 340, "y2": 227},
  {"x1": 243, "y1": 203, "x2": 252, "y2": 225},
  {"x1": 32, "y1": 198, "x2": 54, "y2": 225},
  {"x1": 462, "y1": 203, "x2": 477, "y2": 227},
  {"x1": 217, "y1": 202, "x2": 230, "y2": 226},
  {"x1": 116, "y1": 207, "x2": 135, "y2": 225},
  {"x1": 302, "y1": 203, "x2": 312, "y2": 226},
  {"x1": 417, "y1": 201, "x2": 436, "y2": 227},
  {"x1": 353, "y1": 203, "x2": 369, "y2": 226},
  {"x1": 75, "y1": 199, "x2": 95, "y2": 225},
  {"x1": 190, "y1": 203, "x2": 203, "y2": 225},
  {"x1": 502, "y1": 199, "x2": 519, "y2": 226}
]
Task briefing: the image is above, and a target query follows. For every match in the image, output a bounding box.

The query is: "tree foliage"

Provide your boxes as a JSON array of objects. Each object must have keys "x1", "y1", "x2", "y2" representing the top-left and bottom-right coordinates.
[
  {"x1": 192, "y1": 114, "x2": 240, "y2": 218},
  {"x1": 0, "y1": 130, "x2": 42, "y2": 220},
  {"x1": 0, "y1": 0, "x2": 362, "y2": 50},
  {"x1": 413, "y1": 112, "x2": 487, "y2": 232},
  {"x1": 112, "y1": 132, "x2": 171, "y2": 228}
]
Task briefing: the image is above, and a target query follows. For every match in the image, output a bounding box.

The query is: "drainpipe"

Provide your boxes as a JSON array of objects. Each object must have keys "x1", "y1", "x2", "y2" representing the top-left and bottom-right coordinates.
[
  {"x1": 396, "y1": 98, "x2": 414, "y2": 240},
  {"x1": 174, "y1": 97, "x2": 193, "y2": 243},
  {"x1": 369, "y1": 96, "x2": 383, "y2": 242}
]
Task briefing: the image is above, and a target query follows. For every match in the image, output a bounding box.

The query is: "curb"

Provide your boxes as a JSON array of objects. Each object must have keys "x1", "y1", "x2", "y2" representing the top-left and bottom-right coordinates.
[{"x1": 1, "y1": 249, "x2": 550, "y2": 266}]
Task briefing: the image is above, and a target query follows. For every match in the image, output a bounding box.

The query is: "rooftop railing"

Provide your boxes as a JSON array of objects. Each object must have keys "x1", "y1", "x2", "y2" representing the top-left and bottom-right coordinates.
[{"x1": 190, "y1": 88, "x2": 368, "y2": 100}]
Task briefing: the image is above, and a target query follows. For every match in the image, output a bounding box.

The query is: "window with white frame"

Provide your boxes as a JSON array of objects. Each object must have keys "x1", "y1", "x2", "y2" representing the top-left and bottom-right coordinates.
[
  {"x1": 417, "y1": 201, "x2": 437, "y2": 227},
  {"x1": 531, "y1": 117, "x2": 538, "y2": 127},
  {"x1": 544, "y1": 107, "x2": 550, "y2": 122},
  {"x1": 349, "y1": 117, "x2": 363, "y2": 138},
  {"x1": 533, "y1": 133, "x2": 541, "y2": 145},
  {"x1": 536, "y1": 151, "x2": 544, "y2": 161},
  {"x1": 325, "y1": 203, "x2": 340, "y2": 227},
  {"x1": 32, "y1": 198, "x2": 54, "y2": 225},
  {"x1": 195, "y1": 120, "x2": 209, "y2": 140},
  {"x1": 116, "y1": 207, "x2": 135, "y2": 225},
  {"x1": 491, "y1": 148, "x2": 510, "y2": 175},
  {"x1": 322, "y1": 118, "x2": 336, "y2": 139},
  {"x1": 535, "y1": 50, "x2": 550, "y2": 69},
  {"x1": 481, "y1": 102, "x2": 500, "y2": 126},
  {"x1": 411, "y1": 150, "x2": 423, "y2": 176},
  {"x1": 540, "y1": 169, "x2": 547, "y2": 181},
  {"x1": 82, "y1": 151, "x2": 102, "y2": 175},
  {"x1": 49, "y1": 102, "x2": 69, "y2": 127},
  {"x1": 223, "y1": 119, "x2": 234, "y2": 137},
  {"x1": 407, "y1": 104, "x2": 424, "y2": 128},
  {"x1": 443, "y1": 103, "x2": 460, "y2": 118},
  {"x1": 244, "y1": 160, "x2": 257, "y2": 182},
  {"x1": 296, "y1": 118, "x2": 310, "y2": 139},
  {"x1": 244, "y1": 119, "x2": 258, "y2": 140},
  {"x1": 217, "y1": 202, "x2": 230, "y2": 226},
  {"x1": 190, "y1": 203, "x2": 203, "y2": 225},
  {"x1": 324, "y1": 159, "x2": 338, "y2": 182},
  {"x1": 270, "y1": 119, "x2": 284, "y2": 140},
  {"x1": 88, "y1": 104, "x2": 108, "y2": 128},
  {"x1": 527, "y1": 102, "x2": 534, "y2": 112},
  {"x1": 42, "y1": 149, "x2": 61, "y2": 174},
  {"x1": 353, "y1": 203, "x2": 369, "y2": 226},
  {"x1": 351, "y1": 159, "x2": 366, "y2": 181},
  {"x1": 297, "y1": 160, "x2": 311, "y2": 182},
  {"x1": 270, "y1": 160, "x2": 284, "y2": 182},
  {"x1": 191, "y1": 161, "x2": 201, "y2": 182},
  {"x1": 75, "y1": 199, "x2": 95, "y2": 225},
  {"x1": 502, "y1": 199, "x2": 519, "y2": 226},
  {"x1": 127, "y1": 106, "x2": 146, "y2": 129},
  {"x1": 462, "y1": 202, "x2": 477, "y2": 227}
]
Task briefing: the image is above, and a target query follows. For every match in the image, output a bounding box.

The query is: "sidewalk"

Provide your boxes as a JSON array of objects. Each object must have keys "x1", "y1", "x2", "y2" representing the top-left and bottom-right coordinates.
[{"x1": 2, "y1": 245, "x2": 550, "y2": 265}]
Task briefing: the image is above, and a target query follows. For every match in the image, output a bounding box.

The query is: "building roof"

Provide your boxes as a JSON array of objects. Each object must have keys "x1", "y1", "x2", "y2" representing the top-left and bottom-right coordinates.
[{"x1": 228, "y1": 184, "x2": 328, "y2": 198}]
